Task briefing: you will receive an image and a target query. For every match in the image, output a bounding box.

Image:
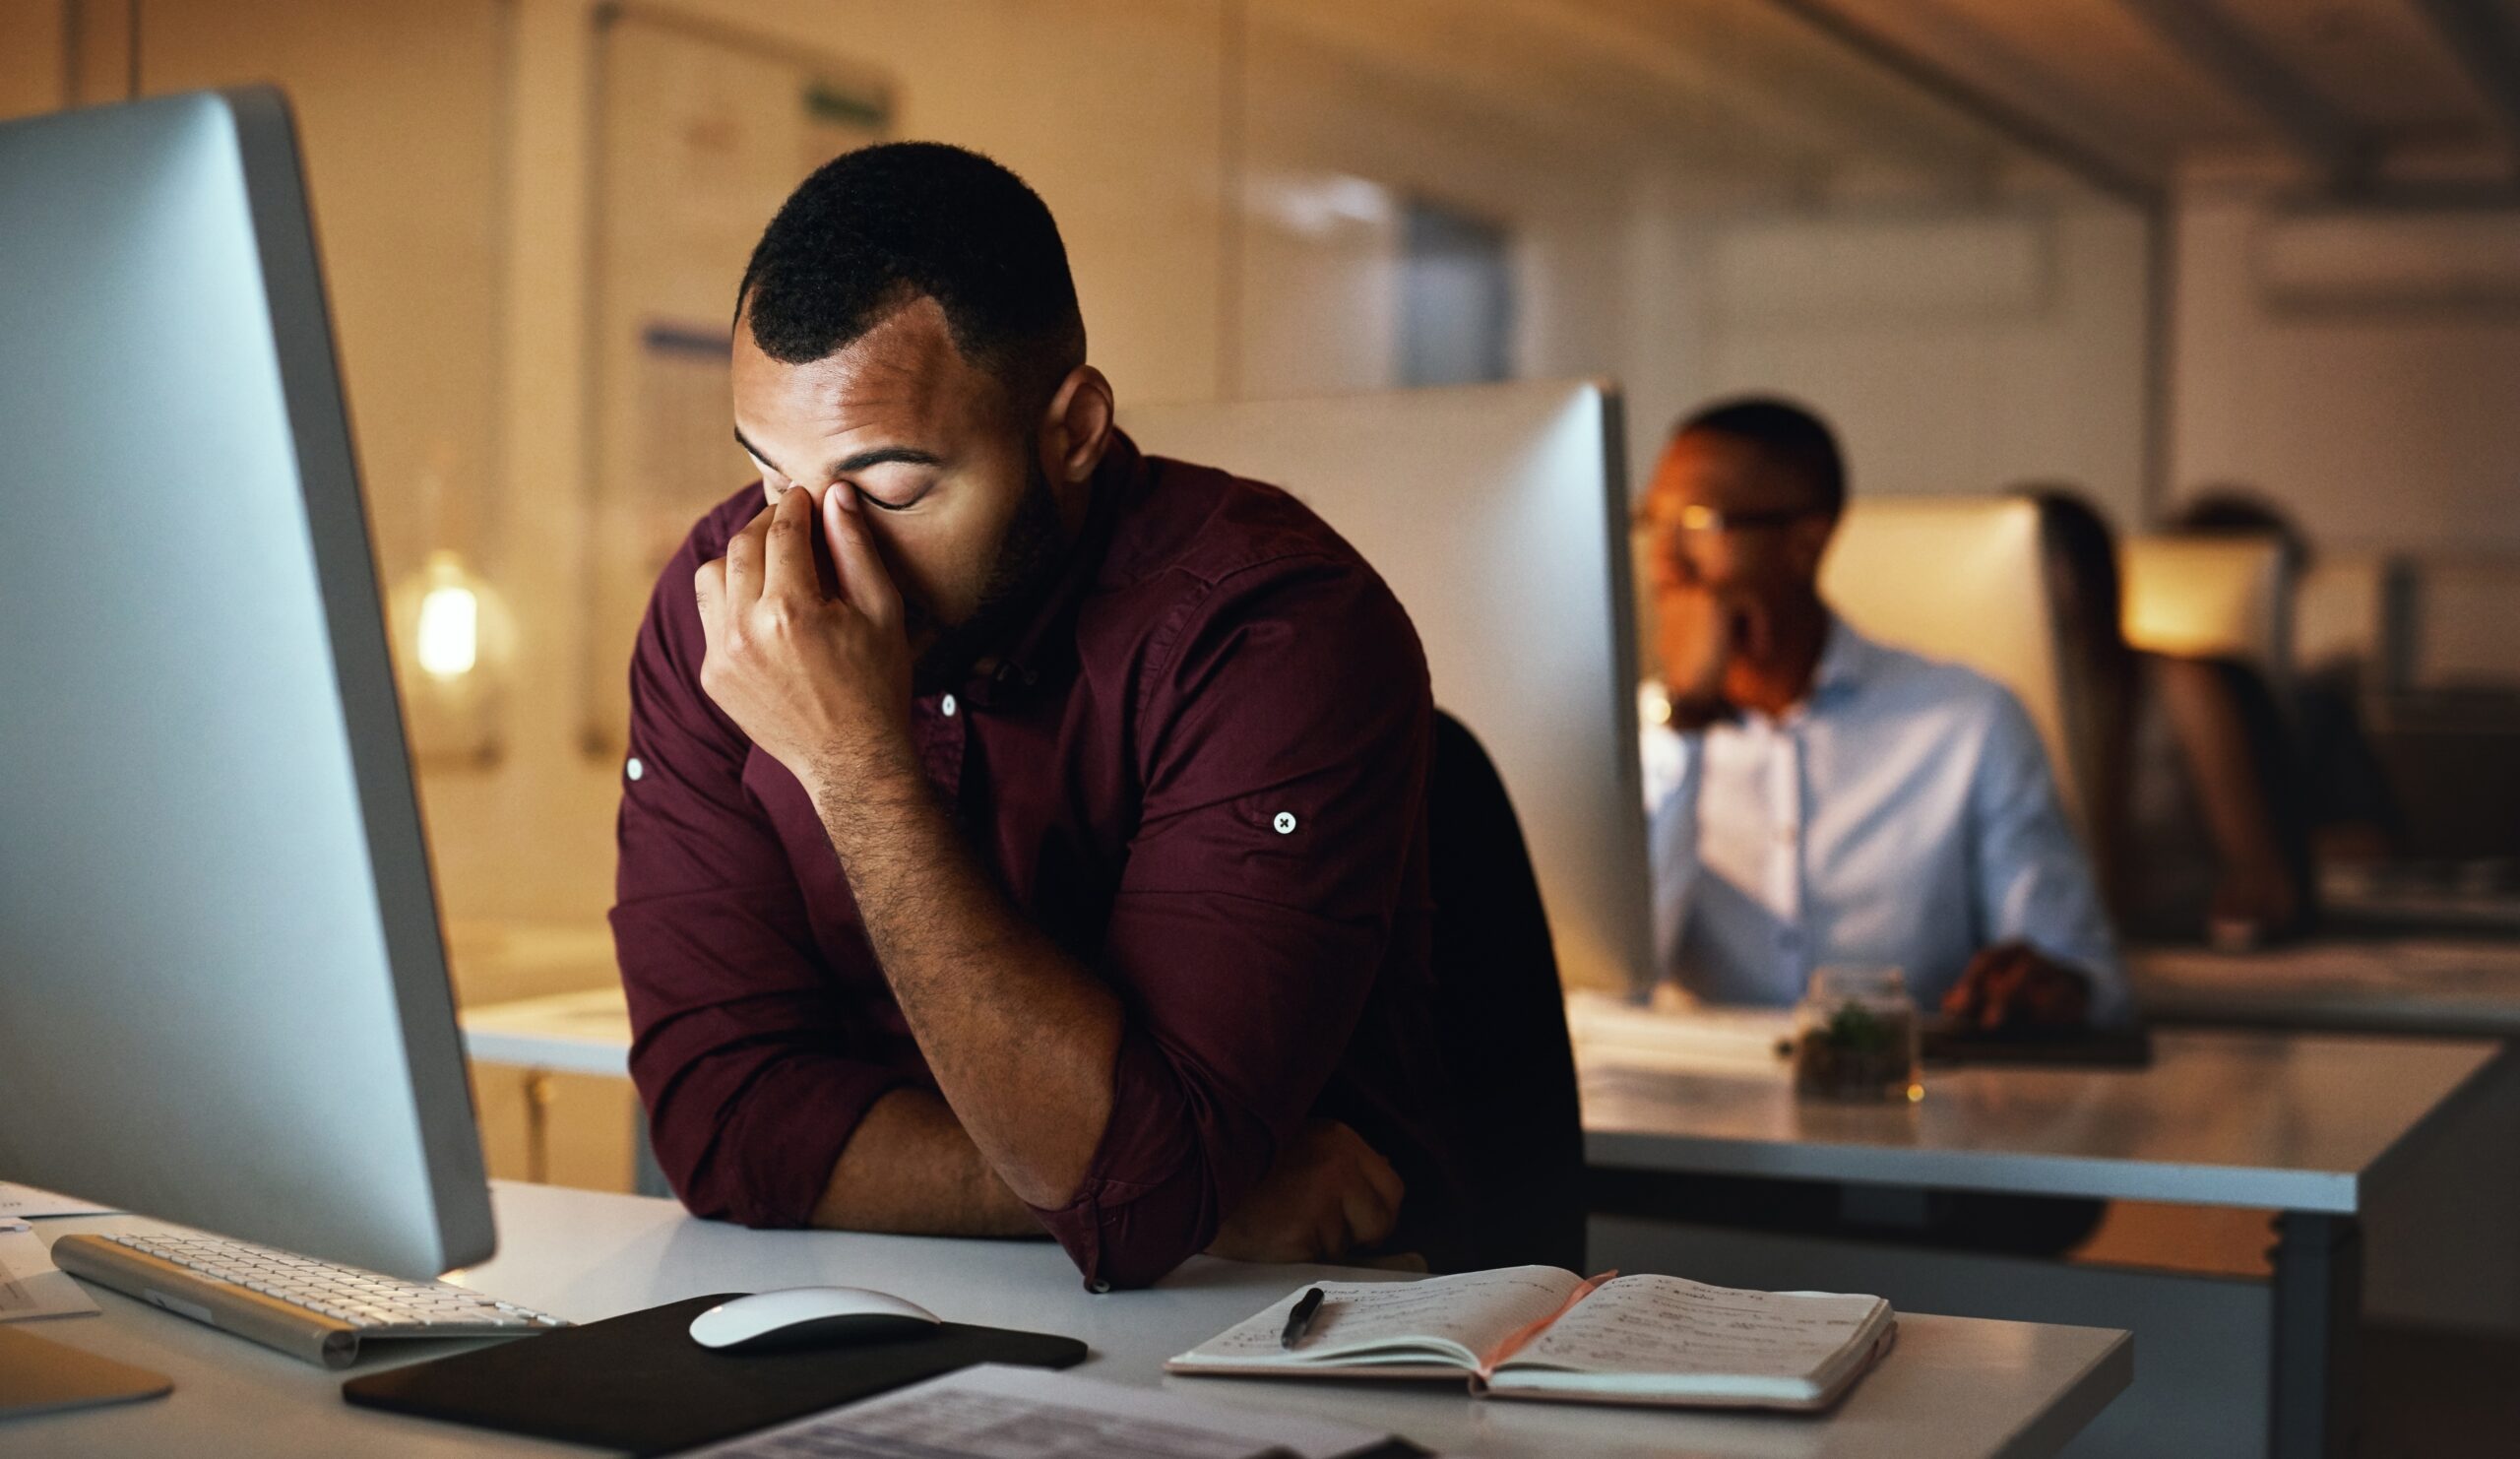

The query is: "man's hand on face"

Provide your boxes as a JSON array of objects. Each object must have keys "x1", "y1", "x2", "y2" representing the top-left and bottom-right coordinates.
[
  {"x1": 1205, "y1": 1119, "x2": 1404, "y2": 1265},
  {"x1": 1941, "y1": 941, "x2": 2093, "y2": 1032},
  {"x1": 1657, "y1": 580, "x2": 1762, "y2": 730},
  {"x1": 694, "y1": 483, "x2": 916, "y2": 791}
]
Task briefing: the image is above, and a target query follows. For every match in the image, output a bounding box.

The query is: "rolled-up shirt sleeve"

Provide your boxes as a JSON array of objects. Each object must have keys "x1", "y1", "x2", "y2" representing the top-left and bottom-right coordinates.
[
  {"x1": 1026, "y1": 554, "x2": 1433, "y2": 1289},
  {"x1": 610, "y1": 521, "x2": 912, "y2": 1229}
]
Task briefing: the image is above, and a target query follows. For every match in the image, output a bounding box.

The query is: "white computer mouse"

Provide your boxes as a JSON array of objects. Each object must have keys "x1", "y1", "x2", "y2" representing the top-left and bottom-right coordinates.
[{"x1": 687, "y1": 1286, "x2": 945, "y2": 1352}]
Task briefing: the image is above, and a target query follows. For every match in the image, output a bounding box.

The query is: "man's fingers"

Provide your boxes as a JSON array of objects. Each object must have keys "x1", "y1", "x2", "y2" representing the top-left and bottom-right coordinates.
[
  {"x1": 822, "y1": 485, "x2": 903, "y2": 628},
  {"x1": 1352, "y1": 1135, "x2": 1406, "y2": 1217},
  {"x1": 724, "y1": 505, "x2": 773, "y2": 609},
  {"x1": 1315, "y1": 1212, "x2": 1354, "y2": 1263},
  {"x1": 759, "y1": 483, "x2": 816, "y2": 603},
  {"x1": 692, "y1": 558, "x2": 726, "y2": 653},
  {"x1": 1340, "y1": 1177, "x2": 1398, "y2": 1252},
  {"x1": 1944, "y1": 950, "x2": 1997, "y2": 1019},
  {"x1": 1976, "y1": 956, "x2": 2032, "y2": 1031},
  {"x1": 2019, "y1": 963, "x2": 2092, "y2": 1027}
]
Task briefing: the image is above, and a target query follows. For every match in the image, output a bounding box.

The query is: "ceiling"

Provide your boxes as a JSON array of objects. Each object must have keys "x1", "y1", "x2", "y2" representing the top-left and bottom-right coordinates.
[
  {"x1": 1243, "y1": 0, "x2": 2520, "y2": 204},
  {"x1": 1798, "y1": 0, "x2": 2520, "y2": 196}
]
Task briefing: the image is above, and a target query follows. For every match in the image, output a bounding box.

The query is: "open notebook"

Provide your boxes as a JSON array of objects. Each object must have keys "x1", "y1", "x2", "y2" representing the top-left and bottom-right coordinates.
[{"x1": 1167, "y1": 1266, "x2": 1895, "y2": 1412}]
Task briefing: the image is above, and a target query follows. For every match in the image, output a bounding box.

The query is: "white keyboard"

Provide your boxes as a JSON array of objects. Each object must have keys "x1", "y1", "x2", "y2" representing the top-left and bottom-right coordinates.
[{"x1": 51, "y1": 1230, "x2": 569, "y2": 1368}]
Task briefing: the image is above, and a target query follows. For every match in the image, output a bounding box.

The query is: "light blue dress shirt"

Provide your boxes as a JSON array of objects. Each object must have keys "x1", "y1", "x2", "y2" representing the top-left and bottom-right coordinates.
[{"x1": 1642, "y1": 618, "x2": 2130, "y2": 1024}]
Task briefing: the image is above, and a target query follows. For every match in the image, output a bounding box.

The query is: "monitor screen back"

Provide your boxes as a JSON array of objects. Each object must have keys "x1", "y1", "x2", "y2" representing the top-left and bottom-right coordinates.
[
  {"x1": 0, "y1": 89, "x2": 491, "y2": 1278},
  {"x1": 1127, "y1": 382, "x2": 1652, "y2": 995}
]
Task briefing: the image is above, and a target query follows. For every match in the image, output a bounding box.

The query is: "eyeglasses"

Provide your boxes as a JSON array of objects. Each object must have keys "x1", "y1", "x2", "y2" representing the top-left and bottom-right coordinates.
[{"x1": 1634, "y1": 502, "x2": 1821, "y2": 537}]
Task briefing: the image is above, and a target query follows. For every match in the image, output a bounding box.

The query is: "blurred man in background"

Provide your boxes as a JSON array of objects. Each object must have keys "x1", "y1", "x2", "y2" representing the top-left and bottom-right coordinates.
[
  {"x1": 2028, "y1": 486, "x2": 2315, "y2": 946},
  {"x1": 1637, "y1": 397, "x2": 2129, "y2": 1030}
]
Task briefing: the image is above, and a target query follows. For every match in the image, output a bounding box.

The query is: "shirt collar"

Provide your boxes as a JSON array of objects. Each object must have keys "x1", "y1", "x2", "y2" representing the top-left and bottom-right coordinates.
[
  {"x1": 961, "y1": 429, "x2": 1146, "y2": 709},
  {"x1": 1807, "y1": 613, "x2": 1883, "y2": 703}
]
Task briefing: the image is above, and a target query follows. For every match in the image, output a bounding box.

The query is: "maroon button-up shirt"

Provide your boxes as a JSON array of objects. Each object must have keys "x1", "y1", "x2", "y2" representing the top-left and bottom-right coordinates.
[{"x1": 611, "y1": 432, "x2": 1469, "y2": 1288}]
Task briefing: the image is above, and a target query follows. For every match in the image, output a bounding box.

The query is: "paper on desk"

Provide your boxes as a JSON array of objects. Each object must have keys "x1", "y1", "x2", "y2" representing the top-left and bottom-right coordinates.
[
  {"x1": 679, "y1": 1362, "x2": 1393, "y2": 1459},
  {"x1": 0, "y1": 1230, "x2": 102, "y2": 1321},
  {"x1": 0, "y1": 1182, "x2": 124, "y2": 1220}
]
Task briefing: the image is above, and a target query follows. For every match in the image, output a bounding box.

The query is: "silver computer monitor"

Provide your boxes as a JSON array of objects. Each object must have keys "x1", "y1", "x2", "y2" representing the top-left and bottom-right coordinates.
[
  {"x1": 1128, "y1": 381, "x2": 1653, "y2": 995},
  {"x1": 0, "y1": 89, "x2": 491, "y2": 1279}
]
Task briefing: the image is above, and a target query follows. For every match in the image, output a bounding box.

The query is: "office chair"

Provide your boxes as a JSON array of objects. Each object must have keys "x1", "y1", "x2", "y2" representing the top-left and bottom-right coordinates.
[
  {"x1": 1426, "y1": 710, "x2": 1587, "y2": 1274},
  {"x1": 1823, "y1": 496, "x2": 2087, "y2": 826}
]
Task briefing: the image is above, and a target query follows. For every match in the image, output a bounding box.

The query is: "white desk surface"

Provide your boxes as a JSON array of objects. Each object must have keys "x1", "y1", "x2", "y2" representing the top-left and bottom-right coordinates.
[
  {"x1": 1572, "y1": 1001, "x2": 2502, "y2": 1212},
  {"x1": 10, "y1": 1182, "x2": 2129, "y2": 1459},
  {"x1": 467, "y1": 988, "x2": 2508, "y2": 1213},
  {"x1": 461, "y1": 988, "x2": 633, "y2": 1078},
  {"x1": 2131, "y1": 937, "x2": 2520, "y2": 1039}
]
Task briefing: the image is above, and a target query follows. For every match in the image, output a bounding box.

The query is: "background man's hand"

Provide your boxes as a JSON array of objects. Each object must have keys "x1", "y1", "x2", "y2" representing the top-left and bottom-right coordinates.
[
  {"x1": 1655, "y1": 582, "x2": 1762, "y2": 730},
  {"x1": 693, "y1": 484, "x2": 914, "y2": 788},
  {"x1": 1206, "y1": 1119, "x2": 1404, "y2": 1265},
  {"x1": 1942, "y1": 941, "x2": 2093, "y2": 1031}
]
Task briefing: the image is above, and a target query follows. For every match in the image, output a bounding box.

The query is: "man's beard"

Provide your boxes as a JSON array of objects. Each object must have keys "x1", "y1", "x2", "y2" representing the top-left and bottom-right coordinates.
[{"x1": 906, "y1": 461, "x2": 1069, "y2": 696}]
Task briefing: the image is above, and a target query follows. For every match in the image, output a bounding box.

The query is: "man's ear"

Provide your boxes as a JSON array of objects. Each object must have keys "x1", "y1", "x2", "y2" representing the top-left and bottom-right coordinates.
[
  {"x1": 1786, "y1": 513, "x2": 1837, "y2": 580},
  {"x1": 1036, "y1": 364, "x2": 1115, "y2": 488}
]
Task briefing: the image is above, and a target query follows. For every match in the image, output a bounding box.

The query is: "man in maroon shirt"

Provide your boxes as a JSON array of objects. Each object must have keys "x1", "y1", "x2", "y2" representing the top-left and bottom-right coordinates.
[{"x1": 611, "y1": 142, "x2": 1469, "y2": 1289}]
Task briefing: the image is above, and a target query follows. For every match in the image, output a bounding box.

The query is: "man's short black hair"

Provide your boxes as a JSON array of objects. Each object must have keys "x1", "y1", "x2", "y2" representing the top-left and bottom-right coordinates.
[
  {"x1": 737, "y1": 141, "x2": 1087, "y2": 414},
  {"x1": 1672, "y1": 395, "x2": 1846, "y2": 517}
]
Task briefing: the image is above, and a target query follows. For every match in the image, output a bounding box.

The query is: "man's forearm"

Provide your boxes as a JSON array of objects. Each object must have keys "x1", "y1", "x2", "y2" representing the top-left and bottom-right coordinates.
[
  {"x1": 808, "y1": 748, "x2": 1123, "y2": 1211},
  {"x1": 810, "y1": 1086, "x2": 1042, "y2": 1237}
]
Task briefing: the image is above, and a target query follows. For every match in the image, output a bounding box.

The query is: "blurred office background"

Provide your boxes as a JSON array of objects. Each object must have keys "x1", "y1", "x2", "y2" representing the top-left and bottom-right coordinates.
[{"x1": 4, "y1": 0, "x2": 2516, "y2": 1185}]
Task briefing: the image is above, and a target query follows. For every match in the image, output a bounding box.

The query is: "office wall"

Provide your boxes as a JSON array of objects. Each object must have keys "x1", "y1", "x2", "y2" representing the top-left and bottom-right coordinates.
[
  {"x1": 0, "y1": 0, "x2": 67, "y2": 117},
  {"x1": 1601, "y1": 178, "x2": 2155, "y2": 523},
  {"x1": 2169, "y1": 186, "x2": 2520, "y2": 556},
  {"x1": 2167, "y1": 183, "x2": 2520, "y2": 684},
  {"x1": 1694, "y1": 197, "x2": 2152, "y2": 524}
]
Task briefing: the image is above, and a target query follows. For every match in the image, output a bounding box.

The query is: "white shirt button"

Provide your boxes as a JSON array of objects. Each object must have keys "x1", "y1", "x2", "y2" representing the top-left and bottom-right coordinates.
[
  {"x1": 1273, "y1": 811, "x2": 1297, "y2": 835},
  {"x1": 625, "y1": 757, "x2": 645, "y2": 782},
  {"x1": 940, "y1": 694, "x2": 958, "y2": 718}
]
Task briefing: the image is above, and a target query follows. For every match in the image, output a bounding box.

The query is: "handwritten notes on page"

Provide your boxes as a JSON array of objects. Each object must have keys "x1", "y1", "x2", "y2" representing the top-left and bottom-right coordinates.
[{"x1": 1511, "y1": 1275, "x2": 1882, "y2": 1379}]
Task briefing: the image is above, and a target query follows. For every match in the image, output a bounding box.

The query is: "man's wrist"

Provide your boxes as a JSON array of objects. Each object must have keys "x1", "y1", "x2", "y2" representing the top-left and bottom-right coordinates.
[{"x1": 802, "y1": 730, "x2": 927, "y2": 829}]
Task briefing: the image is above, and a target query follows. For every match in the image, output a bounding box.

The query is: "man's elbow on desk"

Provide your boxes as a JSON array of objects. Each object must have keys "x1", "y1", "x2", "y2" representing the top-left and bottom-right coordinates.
[
  {"x1": 631, "y1": 1041, "x2": 913, "y2": 1233},
  {"x1": 1030, "y1": 1175, "x2": 1221, "y2": 1293},
  {"x1": 1020, "y1": 1050, "x2": 1233, "y2": 1291}
]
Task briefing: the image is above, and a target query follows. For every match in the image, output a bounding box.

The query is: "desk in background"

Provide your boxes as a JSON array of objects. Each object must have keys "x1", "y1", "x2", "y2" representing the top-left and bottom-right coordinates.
[
  {"x1": 462, "y1": 989, "x2": 634, "y2": 1078},
  {"x1": 2131, "y1": 937, "x2": 2520, "y2": 1039},
  {"x1": 10, "y1": 1181, "x2": 2129, "y2": 1459},
  {"x1": 1570, "y1": 996, "x2": 2502, "y2": 1459},
  {"x1": 2129, "y1": 936, "x2": 2520, "y2": 1341}
]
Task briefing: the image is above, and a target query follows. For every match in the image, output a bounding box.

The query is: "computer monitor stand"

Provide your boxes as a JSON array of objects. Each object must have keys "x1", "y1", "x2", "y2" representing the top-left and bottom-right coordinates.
[{"x1": 0, "y1": 1326, "x2": 172, "y2": 1421}]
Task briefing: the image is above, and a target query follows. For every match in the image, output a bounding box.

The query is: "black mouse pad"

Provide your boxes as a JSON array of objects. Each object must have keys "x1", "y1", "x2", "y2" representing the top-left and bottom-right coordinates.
[{"x1": 342, "y1": 1294, "x2": 1087, "y2": 1456}]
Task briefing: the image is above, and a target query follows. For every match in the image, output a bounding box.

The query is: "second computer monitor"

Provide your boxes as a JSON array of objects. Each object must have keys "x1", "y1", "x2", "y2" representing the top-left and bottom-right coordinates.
[{"x1": 1128, "y1": 381, "x2": 1652, "y2": 995}]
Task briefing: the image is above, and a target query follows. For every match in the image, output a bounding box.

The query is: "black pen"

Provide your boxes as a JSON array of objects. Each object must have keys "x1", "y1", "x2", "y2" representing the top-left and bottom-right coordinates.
[{"x1": 1280, "y1": 1287, "x2": 1327, "y2": 1349}]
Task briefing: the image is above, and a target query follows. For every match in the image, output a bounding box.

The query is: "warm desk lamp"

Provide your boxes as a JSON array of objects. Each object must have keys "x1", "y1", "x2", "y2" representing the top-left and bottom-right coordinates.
[{"x1": 389, "y1": 546, "x2": 514, "y2": 766}]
